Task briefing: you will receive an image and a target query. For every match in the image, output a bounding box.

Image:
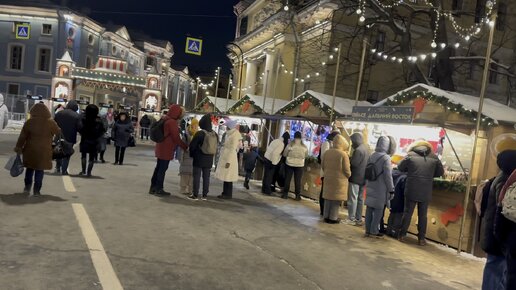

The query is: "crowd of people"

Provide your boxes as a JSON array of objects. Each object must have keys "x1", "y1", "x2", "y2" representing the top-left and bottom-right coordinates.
[{"x1": 9, "y1": 102, "x2": 516, "y2": 289}]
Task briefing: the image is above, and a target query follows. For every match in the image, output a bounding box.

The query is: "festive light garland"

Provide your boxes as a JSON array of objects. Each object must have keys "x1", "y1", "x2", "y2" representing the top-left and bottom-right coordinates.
[{"x1": 385, "y1": 90, "x2": 496, "y2": 126}]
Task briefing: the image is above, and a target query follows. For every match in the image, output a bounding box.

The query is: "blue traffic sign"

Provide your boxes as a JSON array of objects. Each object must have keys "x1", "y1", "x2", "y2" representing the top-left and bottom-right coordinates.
[
  {"x1": 16, "y1": 24, "x2": 30, "y2": 40},
  {"x1": 185, "y1": 37, "x2": 202, "y2": 56}
]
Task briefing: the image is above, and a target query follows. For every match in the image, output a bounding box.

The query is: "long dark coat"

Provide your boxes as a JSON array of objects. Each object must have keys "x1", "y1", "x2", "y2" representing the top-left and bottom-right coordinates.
[{"x1": 112, "y1": 118, "x2": 134, "y2": 148}]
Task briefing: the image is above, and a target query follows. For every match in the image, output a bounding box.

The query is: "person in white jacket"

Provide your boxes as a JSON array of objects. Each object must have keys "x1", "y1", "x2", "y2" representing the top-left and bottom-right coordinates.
[
  {"x1": 262, "y1": 132, "x2": 290, "y2": 195},
  {"x1": 215, "y1": 119, "x2": 241, "y2": 199},
  {"x1": 0, "y1": 94, "x2": 9, "y2": 132},
  {"x1": 282, "y1": 131, "x2": 308, "y2": 200}
]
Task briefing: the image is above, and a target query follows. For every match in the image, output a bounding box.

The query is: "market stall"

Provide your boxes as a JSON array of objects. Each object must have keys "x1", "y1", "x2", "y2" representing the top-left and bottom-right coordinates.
[
  {"x1": 274, "y1": 90, "x2": 371, "y2": 200},
  {"x1": 343, "y1": 83, "x2": 516, "y2": 252}
]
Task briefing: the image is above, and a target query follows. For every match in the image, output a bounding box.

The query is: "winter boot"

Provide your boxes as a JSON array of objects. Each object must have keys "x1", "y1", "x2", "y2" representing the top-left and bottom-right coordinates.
[
  {"x1": 87, "y1": 162, "x2": 94, "y2": 177},
  {"x1": 80, "y1": 158, "x2": 87, "y2": 175},
  {"x1": 23, "y1": 184, "x2": 32, "y2": 194},
  {"x1": 33, "y1": 183, "x2": 42, "y2": 196}
]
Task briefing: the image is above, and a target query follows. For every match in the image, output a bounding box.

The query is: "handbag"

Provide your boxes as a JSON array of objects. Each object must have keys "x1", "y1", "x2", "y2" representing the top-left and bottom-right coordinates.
[
  {"x1": 128, "y1": 135, "x2": 136, "y2": 147},
  {"x1": 4, "y1": 154, "x2": 24, "y2": 177},
  {"x1": 52, "y1": 134, "x2": 74, "y2": 160}
]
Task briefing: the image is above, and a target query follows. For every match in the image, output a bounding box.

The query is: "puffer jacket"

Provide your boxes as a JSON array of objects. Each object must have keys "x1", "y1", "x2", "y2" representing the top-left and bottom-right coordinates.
[
  {"x1": 189, "y1": 114, "x2": 215, "y2": 168},
  {"x1": 155, "y1": 105, "x2": 187, "y2": 161},
  {"x1": 398, "y1": 140, "x2": 444, "y2": 202},
  {"x1": 112, "y1": 113, "x2": 134, "y2": 148},
  {"x1": 365, "y1": 136, "x2": 396, "y2": 209},
  {"x1": 283, "y1": 140, "x2": 308, "y2": 168},
  {"x1": 349, "y1": 132, "x2": 370, "y2": 186},
  {"x1": 322, "y1": 135, "x2": 351, "y2": 201}
]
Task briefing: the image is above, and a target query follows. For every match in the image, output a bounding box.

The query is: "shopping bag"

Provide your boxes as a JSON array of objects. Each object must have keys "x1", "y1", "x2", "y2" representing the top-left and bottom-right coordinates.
[
  {"x1": 128, "y1": 135, "x2": 136, "y2": 147},
  {"x1": 4, "y1": 154, "x2": 24, "y2": 177}
]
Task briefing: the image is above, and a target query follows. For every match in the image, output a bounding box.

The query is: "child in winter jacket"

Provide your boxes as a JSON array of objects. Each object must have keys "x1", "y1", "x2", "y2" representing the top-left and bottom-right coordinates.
[
  {"x1": 386, "y1": 168, "x2": 407, "y2": 238},
  {"x1": 243, "y1": 146, "x2": 262, "y2": 189}
]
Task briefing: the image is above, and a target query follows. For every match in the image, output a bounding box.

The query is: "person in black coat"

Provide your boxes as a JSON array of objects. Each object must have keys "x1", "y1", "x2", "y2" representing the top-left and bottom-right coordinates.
[
  {"x1": 54, "y1": 100, "x2": 82, "y2": 175},
  {"x1": 112, "y1": 112, "x2": 134, "y2": 165},
  {"x1": 79, "y1": 105, "x2": 105, "y2": 177},
  {"x1": 139, "y1": 114, "x2": 152, "y2": 140},
  {"x1": 189, "y1": 113, "x2": 215, "y2": 199},
  {"x1": 481, "y1": 149, "x2": 516, "y2": 290},
  {"x1": 386, "y1": 169, "x2": 406, "y2": 238},
  {"x1": 243, "y1": 146, "x2": 262, "y2": 189}
]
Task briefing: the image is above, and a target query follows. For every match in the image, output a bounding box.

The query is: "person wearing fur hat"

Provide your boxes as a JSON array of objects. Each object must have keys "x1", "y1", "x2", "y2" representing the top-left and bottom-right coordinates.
[
  {"x1": 111, "y1": 112, "x2": 134, "y2": 165},
  {"x1": 262, "y1": 132, "x2": 290, "y2": 195},
  {"x1": 321, "y1": 135, "x2": 351, "y2": 224},
  {"x1": 215, "y1": 119, "x2": 241, "y2": 199},
  {"x1": 398, "y1": 139, "x2": 444, "y2": 245},
  {"x1": 282, "y1": 131, "x2": 308, "y2": 200},
  {"x1": 14, "y1": 103, "x2": 61, "y2": 195},
  {"x1": 364, "y1": 136, "x2": 396, "y2": 238}
]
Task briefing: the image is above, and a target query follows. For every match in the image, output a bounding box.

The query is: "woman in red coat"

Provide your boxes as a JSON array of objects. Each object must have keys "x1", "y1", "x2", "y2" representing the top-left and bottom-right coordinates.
[{"x1": 150, "y1": 104, "x2": 188, "y2": 196}]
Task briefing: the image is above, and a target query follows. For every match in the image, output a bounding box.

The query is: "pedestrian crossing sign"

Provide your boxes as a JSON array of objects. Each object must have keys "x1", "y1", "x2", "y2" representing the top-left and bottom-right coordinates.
[
  {"x1": 15, "y1": 24, "x2": 31, "y2": 40},
  {"x1": 185, "y1": 37, "x2": 202, "y2": 56}
]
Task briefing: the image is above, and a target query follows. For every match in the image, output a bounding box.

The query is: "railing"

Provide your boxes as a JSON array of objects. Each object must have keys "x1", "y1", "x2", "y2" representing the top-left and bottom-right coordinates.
[{"x1": 8, "y1": 113, "x2": 26, "y2": 121}]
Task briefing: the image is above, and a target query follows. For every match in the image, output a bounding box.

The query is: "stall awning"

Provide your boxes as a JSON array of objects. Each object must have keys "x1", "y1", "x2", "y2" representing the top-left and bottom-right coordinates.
[
  {"x1": 192, "y1": 96, "x2": 238, "y2": 113},
  {"x1": 72, "y1": 68, "x2": 147, "y2": 88},
  {"x1": 377, "y1": 83, "x2": 516, "y2": 125},
  {"x1": 227, "y1": 94, "x2": 289, "y2": 115},
  {"x1": 276, "y1": 90, "x2": 371, "y2": 119}
]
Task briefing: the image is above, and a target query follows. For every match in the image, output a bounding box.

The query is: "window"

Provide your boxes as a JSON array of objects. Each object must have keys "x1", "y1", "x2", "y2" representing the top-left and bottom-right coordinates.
[
  {"x1": 112, "y1": 45, "x2": 117, "y2": 55},
  {"x1": 86, "y1": 56, "x2": 92, "y2": 68},
  {"x1": 497, "y1": 3, "x2": 507, "y2": 31},
  {"x1": 7, "y1": 83, "x2": 20, "y2": 95},
  {"x1": 9, "y1": 45, "x2": 23, "y2": 70},
  {"x1": 42, "y1": 24, "x2": 52, "y2": 35},
  {"x1": 37, "y1": 48, "x2": 51, "y2": 72},
  {"x1": 489, "y1": 59, "x2": 499, "y2": 84},
  {"x1": 375, "y1": 31, "x2": 386, "y2": 51},
  {"x1": 475, "y1": 0, "x2": 486, "y2": 23},
  {"x1": 35, "y1": 85, "x2": 49, "y2": 97},
  {"x1": 88, "y1": 34, "x2": 94, "y2": 45},
  {"x1": 146, "y1": 56, "x2": 155, "y2": 66},
  {"x1": 240, "y1": 16, "x2": 248, "y2": 36},
  {"x1": 366, "y1": 90, "x2": 379, "y2": 103}
]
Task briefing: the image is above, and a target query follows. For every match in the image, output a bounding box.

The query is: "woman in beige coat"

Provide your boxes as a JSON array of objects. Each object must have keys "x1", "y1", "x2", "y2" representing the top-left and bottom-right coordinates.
[{"x1": 321, "y1": 135, "x2": 351, "y2": 224}]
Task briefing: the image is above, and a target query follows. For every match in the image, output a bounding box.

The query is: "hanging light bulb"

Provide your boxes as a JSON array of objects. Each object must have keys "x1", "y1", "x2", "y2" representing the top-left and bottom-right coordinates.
[
  {"x1": 440, "y1": 43, "x2": 447, "y2": 49},
  {"x1": 465, "y1": 35, "x2": 470, "y2": 41},
  {"x1": 321, "y1": 62, "x2": 326, "y2": 66},
  {"x1": 315, "y1": 72, "x2": 320, "y2": 76},
  {"x1": 382, "y1": 55, "x2": 388, "y2": 60},
  {"x1": 334, "y1": 47, "x2": 339, "y2": 52},
  {"x1": 371, "y1": 48, "x2": 377, "y2": 53},
  {"x1": 397, "y1": 58, "x2": 403, "y2": 63},
  {"x1": 356, "y1": 9, "x2": 362, "y2": 15},
  {"x1": 454, "y1": 43, "x2": 460, "y2": 48},
  {"x1": 420, "y1": 54, "x2": 427, "y2": 60},
  {"x1": 391, "y1": 56, "x2": 397, "y2": 61},
  {"x1": 359, "y1": 15, "x2": 365, "y2": 22},
  {"x1": 431, "y1": 52, "x2": 437, "y2": 58},
  {"x1": 329, "y1": 54, "x2": 334, "y2": 60},
  {"x1": 306, "y1": 74, "x2": 311, "y2": 78},
  {"x1": 431, "y1": 41, "x2": 437, "y2": 48},
  {"x1": 475, "y1": 27, "x2": 481, "y2": 34},
  {"x1": 284, "y1": 69, "x2": 288, "y2": 73}
]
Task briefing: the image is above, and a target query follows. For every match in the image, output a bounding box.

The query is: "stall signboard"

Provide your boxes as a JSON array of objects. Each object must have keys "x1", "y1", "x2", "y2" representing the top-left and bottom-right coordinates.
[
  {"x1": 352, "y1": 106, "x2": 415, "y2": 124},
  {"x1": 52, "y1": 97, "x2": 67, "y2": 102},
  {"x1": 77, "y1": 100, "x2": 89, "y2": 105},
  {"x1": 27, "y1": 95, "x2": 43, "y2": 100},
  {"x1": 141, "y1": 108, "x2": 154, "y2": 113},
  {"x1": 99, "y1": 103, "x2": 113, "y2": 108}
]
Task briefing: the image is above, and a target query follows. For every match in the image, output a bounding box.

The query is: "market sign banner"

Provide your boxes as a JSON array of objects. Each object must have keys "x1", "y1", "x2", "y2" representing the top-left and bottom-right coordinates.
[{"x1": 351, "y1": 106, "x2": 415, "y2": 124}]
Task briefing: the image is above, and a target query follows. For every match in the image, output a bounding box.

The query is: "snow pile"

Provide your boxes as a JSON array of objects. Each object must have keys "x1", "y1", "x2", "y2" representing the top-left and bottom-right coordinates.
[
  {"x1": 207, "y1": 96, "x2": 238, "y2": 112},
  {"x1": 304, "y1": 90, "x2": 371, "y2": 115}
]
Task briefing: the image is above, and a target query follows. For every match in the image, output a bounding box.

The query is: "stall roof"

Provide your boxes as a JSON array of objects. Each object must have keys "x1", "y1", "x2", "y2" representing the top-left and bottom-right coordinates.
[
  {"x1": 377, "y1": 84, "x2": 516, "y2": 124},
  {"x1": 229, "y1": 94, "x2": 289, "y2": 115},
  {"x1": 275, "y1": 90, "x2": 371, "y2": 117},
  {"x1": 192, "y1": 96, "x2": 238, "y2": 113}
]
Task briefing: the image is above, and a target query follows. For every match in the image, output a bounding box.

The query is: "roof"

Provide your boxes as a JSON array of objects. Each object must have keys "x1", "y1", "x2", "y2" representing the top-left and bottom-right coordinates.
[
  {"x1": 240, "y1": 94, "x2": 289, "y2": 114},
  {"x1": 377, "y1": 83, "x2": 516, "y2": 124},
  {"x1": 208, "y1": 96, "x2": 238, "y2": 112}
]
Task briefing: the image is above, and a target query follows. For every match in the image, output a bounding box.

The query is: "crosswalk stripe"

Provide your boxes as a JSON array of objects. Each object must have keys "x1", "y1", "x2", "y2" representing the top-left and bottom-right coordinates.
[{"x1": 63, "y1": 175, "x2": 76, "y2": 192}]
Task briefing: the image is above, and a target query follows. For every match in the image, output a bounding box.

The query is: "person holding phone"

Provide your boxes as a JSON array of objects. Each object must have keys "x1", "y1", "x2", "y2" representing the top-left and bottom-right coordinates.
[{"x1": 215, "y1": 119, "x2": 241, "y2": 199}]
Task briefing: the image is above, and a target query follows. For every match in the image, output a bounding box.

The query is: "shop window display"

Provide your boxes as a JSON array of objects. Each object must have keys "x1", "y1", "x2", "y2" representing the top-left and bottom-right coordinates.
[{"x1": 280, "y1": 120, "x2": 331, "y2": 157}]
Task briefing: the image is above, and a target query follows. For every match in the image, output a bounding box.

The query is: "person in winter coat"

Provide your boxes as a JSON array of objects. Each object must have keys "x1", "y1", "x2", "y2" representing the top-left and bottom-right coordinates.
[
  {"x1": 111, "y1": 112, "x2": 134, "y2": 165},
  {"x1": 149, "y1": 105, "x2": 188, "y2": 196},
  {"x1": 346, "y1": 132, "x2": 370, "y2": 225},
  {"x1": 79, "y1": 105, "x2": 105, "y2": 177},
  {"x1": 481, "y1": 150, "x2": 516, "y2": 290},
  {"x1": 364, "y1": 136, "x2": 396, "y2": 238},
  {"x1": 243, "y1": 146, "x2": 262, "y2": 190},
  {"x1": 321, "y1": 135, "x2": 351, "y2": 224},
  {"x1": 14, "y1": 103, "x2": 60, "y2": 195},
  {"x1": 139, "y1": 114, "x2": 152, "y2": 140},
  {"x1": 54, "y1": 100, "x2": 82, "y2": 175},
  {"x1": 398, "y1": 140, "x2": 444, "y2": 245},
  {"x1": 262, "y1": 132, "x2": 289, "y2": 195},
  {"x1": 95, "y1": 115, "x2": 109, "y2": 163},
  {"x1": 386, "y1": 168, "x2": 407, "y2": 238},
  {"x1": 189, "y1": 113, "x2": 216, "y2": 200},
  {"x1": 282, "y1": 131, "x2": 308, "y2": 200},
  {"x1": 178, "y1": 118, "x2": 198, "y2": 195},
  {"x1": 215, "y1": 120, "x2": 241, "y2": 199},
  {"x1": 497, "y1": 165, "x2": 516, "y2": 290},
  {"x1": 0, "y1": 93, "x2": 10, "y2": 132},
  {"x1": 318, "y1": 129, "x2": 340, "y2": 216}
]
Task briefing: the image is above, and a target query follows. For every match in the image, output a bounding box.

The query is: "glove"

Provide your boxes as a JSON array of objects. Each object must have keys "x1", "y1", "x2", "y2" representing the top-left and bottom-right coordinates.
[{"x1": 389, "y1": 192, "x2": 395, "y2": 200}]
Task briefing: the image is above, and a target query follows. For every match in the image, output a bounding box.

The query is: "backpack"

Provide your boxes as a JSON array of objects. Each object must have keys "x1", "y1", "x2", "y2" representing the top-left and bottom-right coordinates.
[
  {"x1": 365, "y1": 157, "x2": 385, "y2": 181},
  {"x1": 502, "y1": 182, "x2": 516, "y2": 223},
  {"x1": 200, "y1": 130, "x2": 218, "y2": 155},
  {"x1": 150, "y1": 118, "x2": 166, "y2": 143}
]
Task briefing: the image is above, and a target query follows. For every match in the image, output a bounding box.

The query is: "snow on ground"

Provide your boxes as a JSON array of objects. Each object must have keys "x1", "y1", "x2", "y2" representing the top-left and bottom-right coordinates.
[{"x1": 0, "y1": 120, "x2": 24, "y2": 134}]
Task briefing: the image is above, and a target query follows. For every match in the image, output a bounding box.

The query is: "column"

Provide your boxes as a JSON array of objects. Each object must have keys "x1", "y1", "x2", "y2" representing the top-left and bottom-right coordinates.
[
  {"x1": 244, "y1": 60, "x2": 258, "y2": 95},
  {"x1": 264, "y1": 49, "x2": 277, "y2": 98}
]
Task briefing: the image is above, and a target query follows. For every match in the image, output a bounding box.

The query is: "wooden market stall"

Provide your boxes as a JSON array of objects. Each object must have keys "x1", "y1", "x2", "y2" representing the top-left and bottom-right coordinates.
[
  {"x1": 191, "y1": 96, "x2": 237, "y2": 114},
  {"x1": 346, "y1": 83, "x2": 516, "y2": 253}
]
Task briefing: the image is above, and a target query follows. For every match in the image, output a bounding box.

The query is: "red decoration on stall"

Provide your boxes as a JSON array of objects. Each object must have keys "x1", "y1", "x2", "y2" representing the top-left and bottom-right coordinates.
[
  {"x1": 211, "y1": 115, "x2": 219, "y2": 125},
  {"x1": 413, "y1": 97, "x2": 427, "y2": 115},
  {"x1": 440, "y1": 204, "x2": 464, "y2": 226},
  {"x1": 242, "y1": 101, "x2": 251, "y2": 113},
  {"x1": 315, "y1": 176, "x2": 322, "y2": 186},
  {"x1": 300, "y1": 100, "x2": 311, "y2": 114},
  {"x1": 439, "y1": 128, "x2": 446, "y2": 139}
]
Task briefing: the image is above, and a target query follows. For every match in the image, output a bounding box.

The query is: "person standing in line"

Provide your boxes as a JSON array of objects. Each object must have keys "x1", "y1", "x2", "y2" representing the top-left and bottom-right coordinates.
[
  {"x1": 95, "y1": 114, "x2": 109, "y2": 163},
  {"x1": 215, "y1": 119, "x2": 241, "y2": 199},
  {"x1": 54, "y1": 100, "x2": 82, "y2": 175},
  {"x1": 398, "y1": 140, "x2": 444, "y2": 246},
  {"x1": 111, "y1": 112, "x2": 133, "y2": 166},
  {"x1": 0, "y1": 94, "x2": 9, "y2": 132},
  {"x1": 139, "y1": 114, "x2": 152, "y2": 140},
  {"x1": 178, "y1": 118, "x2": 199, "y2": 196},
  {"x1": 318, "y1": 128, "x2": 341, "y2": 216},
  {"x1": 282, "y1": 131, "x2": 308, "y2": 200},
  {"x1": 272, "y1": 132, "x2": 291, "y2": 192},
  {"x1": 78, "y1": 105, "x2": 105, "y2": 177},
  {"x1": 189, "y1": 113, "x2": 217, "y2": 200},
  {"x1": 364, "y1": 136, "x2": 396, "y2": 238},
  {"x1": 497, "y1": 165, "x2": 516, "y2": 290},
  {"x1": 345, "y1": 132, "x2": 370, "y2": 225},
  {"x1": 321, "y1": 135, "x2": 351, "y2": 224},
  {"x1": 14, "y1": 103, "x2": 60, "y2": 195},
  {"x1": 481, "y1": 150, "x2": 516, "y2": 290},
  {"x1": 262, "y1": 132, "x2": 289, "y2": 195},
  {"x1": 243, "y1": 145, "x2": 261, "y2": 190},
  {"x1": 149, "y1": 105, "x2": 187, "y2": 195}
]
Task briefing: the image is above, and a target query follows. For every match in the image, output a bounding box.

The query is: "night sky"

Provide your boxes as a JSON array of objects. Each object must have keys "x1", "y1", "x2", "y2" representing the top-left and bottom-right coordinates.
[{"x1": 54, "y1": 0, "x2": 239, "y2": 75}]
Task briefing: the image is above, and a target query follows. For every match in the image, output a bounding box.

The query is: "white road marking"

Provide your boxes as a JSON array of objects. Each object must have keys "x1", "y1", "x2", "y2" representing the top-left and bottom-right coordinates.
[
  {"x1": 72, "y1": 203, "x2": 124, "y2": 290},
  {"x1": 62, "y1": 175, "x2": 76, "y2": 192}
]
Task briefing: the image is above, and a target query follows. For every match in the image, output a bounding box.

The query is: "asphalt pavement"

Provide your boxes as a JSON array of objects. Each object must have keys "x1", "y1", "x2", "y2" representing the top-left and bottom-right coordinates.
[{"x1": 0, "y1": 133, "x2": 484, "y2": 290}]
